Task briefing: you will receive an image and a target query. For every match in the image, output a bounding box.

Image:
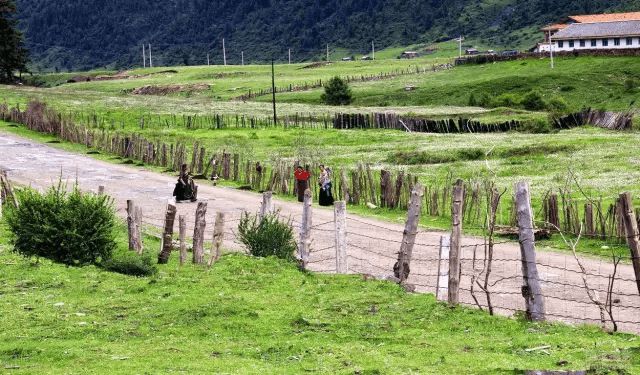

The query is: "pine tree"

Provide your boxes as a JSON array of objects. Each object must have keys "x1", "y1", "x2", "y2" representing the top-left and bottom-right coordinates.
[
  {"x1": 0, "y1": 0, "x2": 28, "y2": 83},
  {"x1": 321, "y1": 76, "x2": 353, "y2": 106}
]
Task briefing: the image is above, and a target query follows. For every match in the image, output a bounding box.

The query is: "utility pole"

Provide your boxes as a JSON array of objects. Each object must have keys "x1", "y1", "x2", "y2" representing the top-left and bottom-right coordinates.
[
  {"x1": 326, "y1": 44, "x2": 329, "y2": 62},
  {"x1": 148, "y1": 44, "x2": 153, "y2": 68},
  {"x1": 288, "y1": 48, "x2": 291, "y2": 64},
  {"x1": 241, "y1": 51, "x2": 244, "y2": 66},
  {"x1": 142, "y1": 44, "x2": 146, "y2": 68},
  {"x1": 271, "y1": 59, "x2": 277, "y2": 126},
  {"x1": 222, "y1": 38, "x2": 227, "y2": 66},
  {"x1": 207, "y1": 53, "x2": 210, "y2": 66},
  {"x1": 548, "y1": 30, "x2": 554, "y2": 69},
  {"x1": 372, "y1": 41, "x2": 375, "y2": 60},
  {"x1": 458, "y1": 35, "x2": 462, "y2": 58}
]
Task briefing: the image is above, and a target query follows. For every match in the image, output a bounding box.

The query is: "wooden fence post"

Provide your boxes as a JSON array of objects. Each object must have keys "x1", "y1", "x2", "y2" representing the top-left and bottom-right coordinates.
[
  {"x1": 394, "y1": 184, "x2": 424, "y2": 283},
  {"x1": 260, "y1": 191, "x2": 273, "y2": 220},
  {"x1": 334, "y1": 201, "x2": 347, "y2": 273},
  {"x1": 619, "y1": 192, "x2": 640, "y2": 295},
  {"x1": 135, "y1": 206, "x2": 143, "y2": 254},
  {"x1": 158, "y1": 202, "x2": 177, "y2": 264},
  {"x1": 178, "y1": 215, "x2": 187, "y2": 266},
  {"x1": 436, "y1": 235, "x2": 451, "y2": 301},
  {"x1": 448, "y1": 179, "x2": 464, "y2": 306},
  {"x1": 298, "y1": 189, "x2": 313, "y2": 269},
  {"x1": 340, "y1": 170, "x2": 350, "y2": 203},
  {"x1": 126, "y1": 200, "x2": 142, "y2": 253},
  {"x1": 516, "y1": 181, "x2": 546, "y2": 321},
  {"x1": 208, "y1": 212, "x2": 226, "y2": 267},
  {"x1": 98, "y1": 185, "x2": 105, "y2": 195},
  {"x1": 192, "y1": 201, "x2": 208, "y2": 264}
]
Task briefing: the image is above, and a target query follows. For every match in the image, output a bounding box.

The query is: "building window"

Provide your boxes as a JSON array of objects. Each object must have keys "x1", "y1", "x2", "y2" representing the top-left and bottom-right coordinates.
[
  {"x1": 626, "y1": 37, "x2": 633, "y2": 46},
  {"x1": 579, "y1": 40, "x2": 585, "y2": 47},
  {"x1": 602, "y1": 39, "x2": 609, "y2": 47},
  {"x1": 558, "y1": 41, "x2": 564, "y2": 48},
  {"x1": 614, "y1": 38, "x2": 620, "y2": 46},
  {"x1": 591, "y1": 39, "x2": 597, "y2": 47},
  {"x1": 569, "y1": 40, "x2": 574, "y2": 48}
]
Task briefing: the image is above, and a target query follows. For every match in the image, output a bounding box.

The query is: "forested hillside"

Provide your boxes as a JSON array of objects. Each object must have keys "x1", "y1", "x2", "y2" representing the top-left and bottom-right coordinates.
[{"x1": 14, "y1": 0, "x2": 640, "y2": 71}]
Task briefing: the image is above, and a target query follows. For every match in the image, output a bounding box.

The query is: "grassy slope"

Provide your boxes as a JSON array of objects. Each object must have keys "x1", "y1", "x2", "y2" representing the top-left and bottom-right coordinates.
[
  {"x1": 271, "y1": 56, "x2": 640, "y2": 111},
  {"x1": 0, "y1": 222, "x2": 639, "y2": 374}
]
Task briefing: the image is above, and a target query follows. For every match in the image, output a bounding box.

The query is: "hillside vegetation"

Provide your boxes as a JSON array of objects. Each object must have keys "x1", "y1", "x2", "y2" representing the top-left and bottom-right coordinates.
[
  {"x1": 14, "y1": 0, "x2": 640, "y2": 70},
  {"x1": 0, "y1": 222, "x2": 639, "y2": 374}
]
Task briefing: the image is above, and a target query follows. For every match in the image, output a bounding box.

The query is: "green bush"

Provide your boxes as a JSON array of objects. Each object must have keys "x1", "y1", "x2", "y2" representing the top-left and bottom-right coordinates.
[
  {"x1": 237, "y1": 212, "x2": 297, "y2": 261},
  {"x1": 547, "y1": 96, "x2": 569, "y2": 113},
  {"x1": 5, "y1": 183, "x2": 117, "y2": 266},
  {"x1": 491, "y1": 93, "x2": 519, "y2": 108},
  {"x1": 467, "y1": 93, "x2": 477, "y2": 106},
  {"x1": 521, "y1": 90, "x2": 546, "y2": 111},
  {"x1": 624, "y1": 78, "x2": 637, "y2": 92},
  {"x1": 321, "y1": 76, "x2": 353, "y2": 105},
  {"x1": 101, "y1": 248, "x2": 157, "y2": 277}
]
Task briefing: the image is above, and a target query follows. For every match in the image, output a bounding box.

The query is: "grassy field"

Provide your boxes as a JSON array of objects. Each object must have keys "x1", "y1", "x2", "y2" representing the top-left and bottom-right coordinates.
[{"x1": 1, "y1": 221, "x2": 639, "y2": 374}]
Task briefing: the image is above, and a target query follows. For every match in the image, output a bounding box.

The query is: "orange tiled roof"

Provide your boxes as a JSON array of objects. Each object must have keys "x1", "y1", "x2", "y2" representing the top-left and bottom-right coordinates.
[
  {"x1": 541, "y1": 23, "x2": 569, "y2": 31},
  {"x1": 569, "y1": 11, "x2": 640, "y2": 23}
]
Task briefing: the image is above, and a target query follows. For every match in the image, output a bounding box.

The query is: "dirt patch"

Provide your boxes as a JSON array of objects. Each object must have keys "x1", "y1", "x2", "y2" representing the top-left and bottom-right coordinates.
[
  {"x1": 301, "y1": 61, "x2": 333, "y2": 69},
  {"x1": 128, "y1": 83, "x2": 210, "y2": 96},
  {"x1": 91, "y1": 70, "x2": 179, "y2": 82}
]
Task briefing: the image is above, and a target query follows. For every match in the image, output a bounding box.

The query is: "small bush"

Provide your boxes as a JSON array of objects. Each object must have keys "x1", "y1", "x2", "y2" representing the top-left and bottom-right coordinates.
[
  {"x1": 547, "y1": 96, "x2": 569, "y2": 113},
  {"x1": 491, "y1": 93, "x2": 519, "y2": 108},
  {"x1": 519, "y1": 118, "x2": 554, "y2": 133},
  {"x1": 101, "y1": 249, "x2": 157, "y2": 277},
  {"x1": 321, "y1": 76, "x2": 353, "y2": 105},
  {"x1": 624, "y1": 78, "x2": 637, "y2": 92},
  {"x1": 237, "y1": 212, "x2": 297, "y2": 261},
  {"x1": 467, "y1": 93, "x2": 477, "y2": 106},
  {"x1": 5, "y1": 183, "x2": 117, "y2": 266},
  {"x1": 388, "y1": 148, "x2": 485, "y2": 165},
  {"x1": 477, "y1": 92, "x2": 493, "y2": 107},
  {"x1": 521, "y1": 90, "x2": 546, "y2": 111}
]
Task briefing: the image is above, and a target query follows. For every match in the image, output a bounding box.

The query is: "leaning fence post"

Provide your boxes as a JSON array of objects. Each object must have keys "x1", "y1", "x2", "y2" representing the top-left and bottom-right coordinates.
[
  {"x1": 436, "y1": 235, "x2": 451, "y2": 301},
  {"x1": 516, "y1": 181, "x2": 546, "y2": 321},
  {"x1": 208, "y1": 212, "x2": 226, "y2": 268},
  {"x1": 334, "y1": 201, "x2": 347, "y2": 273},
  {"x1": 619, "y1": 192, "x2": 640, "y2": 295},
  {"x1": 178, "y1": 215, "x2": 187, "y2": 266},
  {"x1": 126, "y1": 200, "x2": 142, "y2": 253},
  {"x1": 260, "y1": 191, "x2": 273, "y2": 220},
  {"x1": 394, "y1": 183, "x2": 424, "y2": 283},
  {"x1": 298, "y1": 189, "x2": 313, "y2": 269},
  {"x1": 158, "y1": 202, "x2": 177, "y2": 264},
  {"x1": 448, "y1": 179, "x2": 464, "y2": 306},
  {"x1": 135, "y1": 206, "x2": 143, "y2": 254},
  {"x1": 192, "y1": 201, "x2": 208, "y2": 264}
]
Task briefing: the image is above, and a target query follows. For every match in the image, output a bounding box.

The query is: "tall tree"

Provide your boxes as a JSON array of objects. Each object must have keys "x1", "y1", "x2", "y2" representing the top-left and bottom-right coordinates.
[{"x1": 0, "y1": 0, "x2": 28, "y2": 83}]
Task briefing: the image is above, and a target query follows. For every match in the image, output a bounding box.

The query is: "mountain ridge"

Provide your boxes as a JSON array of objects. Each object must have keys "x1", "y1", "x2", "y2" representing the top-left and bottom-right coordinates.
[{"x1": 14, "y1": 0, "x2": 640, "y2": 71}]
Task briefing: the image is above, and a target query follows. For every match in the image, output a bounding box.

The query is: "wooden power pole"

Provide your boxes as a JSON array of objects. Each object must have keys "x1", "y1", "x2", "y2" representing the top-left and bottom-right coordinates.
[
  {"x1": 222, "y1": 38, "x2": 227, "y2": 66},
  {"x1": 148, "y1": 44, "x2": 153, "y2": 68},
  {"x1": 271, "y1": 59, "x2": 277, "y2": 126},
  {"x1": 142, "y1": 44, "x2": 146, "y2": 68}
]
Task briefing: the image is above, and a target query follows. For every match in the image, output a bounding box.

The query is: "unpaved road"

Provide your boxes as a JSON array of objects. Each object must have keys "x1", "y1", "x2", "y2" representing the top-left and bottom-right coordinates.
[{"x1": 1, "y1": 131, "x2": 638, "y2": 334}]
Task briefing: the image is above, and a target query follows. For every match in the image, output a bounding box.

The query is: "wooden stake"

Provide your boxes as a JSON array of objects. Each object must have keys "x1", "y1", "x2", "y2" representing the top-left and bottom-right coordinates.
[
  {"x1": 436, "y1": 235, "x2": 451, "y2": 301},
  {"x1": 619, "y1": 192, "x2": 640, "y2": 295},
  {"x1": 192, "y1": 201, "x2": 208, "y2": 264},
  {"x1": 208, "y1": 212, "x2": 226, "y2": 267},
  {"x1": 158, "y1": 202, "x2": 177, "y2": 264},
  {"x1": 334, "y1": 201, "x2": 347, "y2": 273},
  {"x1": 178, "y1": 215, "x2": 187, "y2": 266},
  {"x1": 260, "y1": 191, "x2": 273, "y2": 220},
  {"x1": 448, "y1": 179, "x2": 464, "y2": 306},
  {"x1": 299, "y1": 189, "x2": 313, "y2": 269},
  {"x1": 126, "y1": 200, "x2": 142, "y2": 253},
  {"x1": 98, "y1": 185, "x2": 105, "y2": 195},
  {"x1": 394, "y1": 184, "x2": 424, "y2": 283},
  {"x1": 516, "y1": 181, "x2": 546, "y2": 321}
]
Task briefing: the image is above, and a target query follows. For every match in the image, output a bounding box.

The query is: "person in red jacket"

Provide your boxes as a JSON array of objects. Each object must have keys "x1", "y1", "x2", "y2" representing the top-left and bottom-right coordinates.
[{"x1": 294, "y1": 165, "x2": 311, "y2": 202}]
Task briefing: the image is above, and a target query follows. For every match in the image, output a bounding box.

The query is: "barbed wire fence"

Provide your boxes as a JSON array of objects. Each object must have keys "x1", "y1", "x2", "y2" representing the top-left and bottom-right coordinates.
[{"x1": 120, "y1": 182, "x2": 640, "y2": 335}]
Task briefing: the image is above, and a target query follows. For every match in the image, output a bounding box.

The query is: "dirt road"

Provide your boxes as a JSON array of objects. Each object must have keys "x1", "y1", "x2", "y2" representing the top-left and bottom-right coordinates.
[{"x1": 1, "y1": 131, "x2": 638, "y2": 334}]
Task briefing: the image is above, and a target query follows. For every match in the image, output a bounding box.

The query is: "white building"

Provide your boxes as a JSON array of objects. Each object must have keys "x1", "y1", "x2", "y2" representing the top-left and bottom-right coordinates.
[{"x1": 536, "y1": 12, "x2": 640, "y2": 52}]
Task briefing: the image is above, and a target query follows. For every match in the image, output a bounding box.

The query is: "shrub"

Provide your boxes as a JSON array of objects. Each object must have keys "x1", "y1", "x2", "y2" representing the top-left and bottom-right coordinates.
[
  {"x1": 5, "y1": 183, "x2": 117, "y2": 266},
  {"x1": 467, "y1": 93, "x2": 477, "y2": 106},
  {"x1": 547, "y1": 96, "x2": 569, "y2": 113},
  {"x1": 624, "y1": 78, "x2": 637, "y2": 92},
  {"x1": 321, "y1": 76, "x2": 353, "y2": 105},
  {"x1": 237, "y1": 212, "x2": 297, "y2": 261},
  {"x1": 491, "y1": 93, "x2": 520, "y2": 108},
  {"x1": 521, "y1": 90, "x2": 546, "y2": 111},
  {"x1": 477, "y1": 92, "x2": 493, "y2": 108},
  {"x1": 101, "y1": 248, "x2": 157, "y2": 277}
]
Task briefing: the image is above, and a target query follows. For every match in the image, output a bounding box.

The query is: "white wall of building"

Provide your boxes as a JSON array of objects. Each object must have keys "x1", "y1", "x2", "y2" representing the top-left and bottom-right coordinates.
[{"x1": 552, "y1": 36, "x2": 640, "y2": 51}]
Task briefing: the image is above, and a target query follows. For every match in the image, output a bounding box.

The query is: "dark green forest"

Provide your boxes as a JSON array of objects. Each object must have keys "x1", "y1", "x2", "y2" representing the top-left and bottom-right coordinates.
[{"x1": 14, "y1": 0, "x2": 640, "y2": 71}]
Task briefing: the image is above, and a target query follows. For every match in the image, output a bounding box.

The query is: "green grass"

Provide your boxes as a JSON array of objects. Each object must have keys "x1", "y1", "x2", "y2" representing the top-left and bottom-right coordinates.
[{"x1": 0, "y1": 221, "x2": 639, "y2": 374}]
